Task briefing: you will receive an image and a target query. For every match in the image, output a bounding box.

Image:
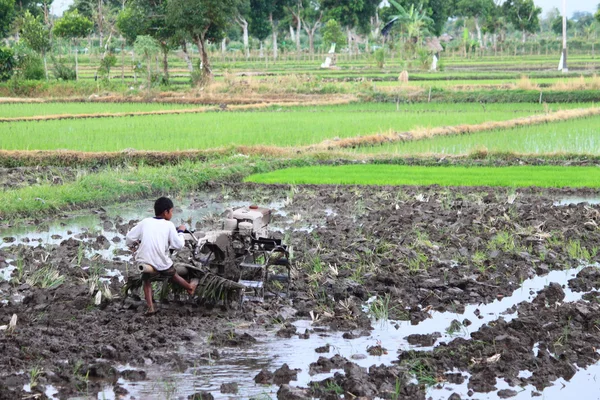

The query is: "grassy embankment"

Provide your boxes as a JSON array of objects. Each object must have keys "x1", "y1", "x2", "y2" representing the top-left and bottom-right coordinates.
[{"x1": 245, "y1": 165, "x2": 600, "y2": 188}]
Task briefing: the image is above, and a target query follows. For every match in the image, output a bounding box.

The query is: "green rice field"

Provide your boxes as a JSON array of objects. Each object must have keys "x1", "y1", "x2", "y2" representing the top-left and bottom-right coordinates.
[
  {"x1": 1, "y1": 102, "x2": 583, "y2": 152},
  {"x1": 352, "y1": 115, "x2": 600, "y2": 156},
  {"x1": 246, "y1": 165, "x2": 600, "y2": 188},
  {"x1": 0, "y1": 102, "x2": 205, "y2": 118}
]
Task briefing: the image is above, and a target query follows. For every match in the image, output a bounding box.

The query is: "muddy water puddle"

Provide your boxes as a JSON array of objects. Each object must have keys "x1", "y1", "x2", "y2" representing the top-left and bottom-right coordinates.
[
  {"x1": 554, "y1": 196, "x2": 600, "y2": 206},
  {"x1": 0, "y1": 193, "x2": 332, "y2": 283},
  {"x1": 81, "y1": 264, "x2": 600, "y2": 400}
]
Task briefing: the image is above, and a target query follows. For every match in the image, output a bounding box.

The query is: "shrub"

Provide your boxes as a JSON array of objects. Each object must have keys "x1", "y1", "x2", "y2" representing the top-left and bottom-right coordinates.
[
  {"x1": 374, "y1": 48, "x2": 385, "y2": 68},
  {"x1": 51, "y1": 57, "x2": 76, "y2": 81},
  {"x1": 0, "y1": 47, "x2": 15, "y2": 81},
  {"x1": 98, "y1": 53, "x2": 117, "y2": 79}
]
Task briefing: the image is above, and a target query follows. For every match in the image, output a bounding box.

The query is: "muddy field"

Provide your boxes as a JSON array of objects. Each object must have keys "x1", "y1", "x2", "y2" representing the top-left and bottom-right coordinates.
[{"x1": 1, "y1": 183, "x2": 600, "y2": 399}]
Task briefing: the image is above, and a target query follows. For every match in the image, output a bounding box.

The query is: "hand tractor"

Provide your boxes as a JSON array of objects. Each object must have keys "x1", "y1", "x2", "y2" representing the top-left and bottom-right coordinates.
[{"x1": 122, "y1": 205, "x2": 291, "y2": 304}]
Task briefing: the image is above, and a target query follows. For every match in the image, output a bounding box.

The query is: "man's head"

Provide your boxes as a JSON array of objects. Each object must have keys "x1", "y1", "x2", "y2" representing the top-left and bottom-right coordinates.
[{"x1": 154, "y1": 197, "x2": 174, "y2": 220}]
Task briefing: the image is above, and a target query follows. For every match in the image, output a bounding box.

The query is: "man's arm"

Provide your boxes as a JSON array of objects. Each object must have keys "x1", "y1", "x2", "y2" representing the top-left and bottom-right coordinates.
[
  {"x1": 126, "y1": 221, "x2": 143, "y2": 247},
  {"x1": 169, "y1": 222, "x2": 185, "y2": 250}
]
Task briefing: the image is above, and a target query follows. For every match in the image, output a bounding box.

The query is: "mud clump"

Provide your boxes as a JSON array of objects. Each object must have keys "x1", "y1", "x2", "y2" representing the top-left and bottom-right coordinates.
[
  {"x1": 273, "y1": 363, "x2": 300, "y2": 385},
  {"x1": 219, "y1": 382, "x2": 238, "y2": 394},
  {"x1": 405, "y1": 332, "x2": 441, "y2": 347}
]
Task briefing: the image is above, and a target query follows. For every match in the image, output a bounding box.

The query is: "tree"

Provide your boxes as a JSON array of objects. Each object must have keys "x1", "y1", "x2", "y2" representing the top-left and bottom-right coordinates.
[
  {"x1": 0, "y1": 46, "x2": 14, "y2": 80},
  {"x1": 322, "y1": 0, "x2": 379, "y2": 54},
  {"x1": 20, "y1": 10, "x2": 51, "y2": 79},
  {"x1": 117, "y1": 0, "x2": 174, "y2": 83},
  {"x1": 134, "y1": 35, "x2": 159, "y2": 89},
  {"x1": 321, "y1": 18, "x2": 345, "y2": 50},
  {"x1": 502, "y1": 0, "x2": 542, "y2": 43},
  {"x1": 300, "y1": 0, "x2": 323, "y2": 54},
  {"x1": 249, "y1": 0, "x2": 271, "y2": 56},
  {"x1": 385, "y1": 0, "x2": 433, "y2": 47},
  {"x1": 455, "y1": 0, "x2": 495, "y2": 47},
  {"x1": 167, "y1": 0, "x2": 240, "y2": 83},
  {"x1": 235, "y1": 0, "x2": 251, "y2": 59},
  {"x1": 596, "y1": 5, "x2": 600, "y2": 24},
  {"x1": 0, "y1": 0, "x2": 15, "y2": 38},
  {"x1": 551, "y1": 15, "x2": 573, "y2": 35},
  {"x1": 53, "y1": 10, "x2": 93, "y2": 80}
]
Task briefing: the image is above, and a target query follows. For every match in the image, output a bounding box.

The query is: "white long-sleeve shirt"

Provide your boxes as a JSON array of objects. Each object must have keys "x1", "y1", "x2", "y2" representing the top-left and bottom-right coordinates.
[{"x1": 126, "y1": 217, "x2": 185, "y2": 271}]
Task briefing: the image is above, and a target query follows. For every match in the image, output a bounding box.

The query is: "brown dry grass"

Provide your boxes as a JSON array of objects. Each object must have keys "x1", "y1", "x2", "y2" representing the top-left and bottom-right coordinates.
[
  {"x1": 549, "y1": 75, "x2": 600, "y2": 91},
  {"x1": 515, "y1": 75, "x2": 539, "y2": 90}
]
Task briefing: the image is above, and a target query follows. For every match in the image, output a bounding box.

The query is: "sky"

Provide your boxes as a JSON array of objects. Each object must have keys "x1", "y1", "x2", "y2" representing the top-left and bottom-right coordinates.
[{"x1": 51, "y1": 0, "x2": 598, "y2": 18}]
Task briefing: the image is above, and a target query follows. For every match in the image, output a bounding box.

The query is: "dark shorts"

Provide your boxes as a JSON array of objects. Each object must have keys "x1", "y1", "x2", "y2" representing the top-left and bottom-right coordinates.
[{"x1": 142, "y1": 266, "x2": 176, "y2": 281}]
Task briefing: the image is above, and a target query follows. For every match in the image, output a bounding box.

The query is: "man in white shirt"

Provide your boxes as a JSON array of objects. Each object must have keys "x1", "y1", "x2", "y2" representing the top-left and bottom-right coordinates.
[{"x1": 126, "y1": 197, "x2": 197, "y2": 315}]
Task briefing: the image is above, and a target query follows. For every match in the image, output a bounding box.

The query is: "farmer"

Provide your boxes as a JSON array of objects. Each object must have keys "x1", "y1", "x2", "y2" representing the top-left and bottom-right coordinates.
[{"x1": 126, "y1": 196, "x2": 197, "y2": 315}]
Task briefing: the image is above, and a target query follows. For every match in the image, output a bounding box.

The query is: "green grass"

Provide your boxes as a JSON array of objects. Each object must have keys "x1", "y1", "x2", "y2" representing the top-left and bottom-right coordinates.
[
  {"x1": 0, "y1": 103, "x2": 588, "y2": 152},
  {"x1": 0, "y1": 102, "x2": 205, "y2": 118},
  {"x1": 245, "y1": 165, "x2": 600, "y2": 188},
  {"x1": 352, "y1": 115, "x2": 600, "y2": 156}
]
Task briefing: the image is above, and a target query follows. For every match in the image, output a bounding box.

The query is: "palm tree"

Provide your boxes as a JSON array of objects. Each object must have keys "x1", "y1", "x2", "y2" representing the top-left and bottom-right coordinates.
[{"x1": 382, "y1": 0, "x2": 433, "y2": 44}]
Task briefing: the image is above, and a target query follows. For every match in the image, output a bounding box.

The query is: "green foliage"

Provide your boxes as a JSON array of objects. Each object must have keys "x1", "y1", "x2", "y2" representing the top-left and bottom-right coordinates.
[
  {"x1": 322, "y1": 19, "x2": 346, "y2": 50},
  {"x1": 0, "y1": 47, "x2": 14, "y2": 81},
  {"x1": 12, "y1": 43, "x2": 44, "y2": 80},
  {"x1": 53, "y1": 9, "x2": 93, "y2": 39},
  {"x1": 502, "y1": 0, "x2": 542, "y2": 34},
  {"x1": 51, "y1": 57, "x2": 76, "y2": 81},
  {"x1": 20, "y1": 10, "x2": 51, "y2": 54},
  {"x1": 97, "y1": 53, "x2": 117, "y2": 79},
  {"x1": 134, "y1": 35, "x2": 160, "y2": 60},
  {"x1": 374, "y1": 48, "x2": 385, "y2": 68},
  {"x1": 116, "y1": 6, "x2": 149, "y2": 44},
  {"x1": 322, "y1": 0, "x2": 379, "y2": 33},
  {"x1": 0, "y1": 0, "x2": 15, "y2": 38},
  {"x1": 551, "y1": 15, "x2": 573, "y2": 36}
]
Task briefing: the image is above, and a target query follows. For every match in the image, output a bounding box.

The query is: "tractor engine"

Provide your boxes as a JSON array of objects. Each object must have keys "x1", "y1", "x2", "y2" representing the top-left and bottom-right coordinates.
[{"x1": 226, "y1": 205, "x2": 271, "y2": 256}]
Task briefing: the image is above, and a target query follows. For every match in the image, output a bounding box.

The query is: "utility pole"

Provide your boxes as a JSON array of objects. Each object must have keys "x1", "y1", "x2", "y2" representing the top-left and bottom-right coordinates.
[{"x1": 560, "y1": 0, "x2": 568, "y2": 73}]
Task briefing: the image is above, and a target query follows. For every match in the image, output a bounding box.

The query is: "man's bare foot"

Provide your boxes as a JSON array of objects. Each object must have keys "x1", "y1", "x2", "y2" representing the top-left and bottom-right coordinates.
[
  {"x1": 144, "y1": 308, "x2": 158, "y2": 316},
  {"x1": 187, "y1": 281, "x2": 198, "y2": 296}
]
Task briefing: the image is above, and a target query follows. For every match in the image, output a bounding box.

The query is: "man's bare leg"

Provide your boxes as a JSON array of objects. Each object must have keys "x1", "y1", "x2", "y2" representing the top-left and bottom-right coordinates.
[
  {"x1": 172, "y1": 273, "x2": 198, "y2": 295},
  {"x1": 143, "y1": 280, "x2": 155, "y2": 313}
]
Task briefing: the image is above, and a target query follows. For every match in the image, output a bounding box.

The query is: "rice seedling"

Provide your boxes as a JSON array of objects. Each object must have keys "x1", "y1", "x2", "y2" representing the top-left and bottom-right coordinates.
[
  {"x1": 0, "y1": 103, "x2": 577, "y2": 152},
  {"x1": 245, "y1": 165, "x2": 600, "y2": 189},
  {"x1": 0, "y1": 102, "x2": 203, "y2": 118},
  {"x1": 352, "y1": 112, "x2": 600, "y2": 156},
  {"x1": 368, "y1": 293, "x2": 395, "y2": 321},
  {"x1": 26, "y1": 266, "x2": 65, "y2": 289}
]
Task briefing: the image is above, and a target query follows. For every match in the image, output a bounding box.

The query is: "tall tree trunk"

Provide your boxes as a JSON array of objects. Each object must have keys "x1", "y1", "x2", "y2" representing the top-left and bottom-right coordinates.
[
  {"x1": 347, "y1": 28, "x2": 353, "y2": 56},
  {"x1": 221, "y1": 38, "x2": 227, "y2": 56},
  {"x1": 43, "y1": 52, "x2": 48, "y2": 80},
  {"x1": 181, "y1": 41, "x2": 193, "y2": 72},
  {"x1": 259, "y1": 41, "x2": 264, "y2": 58},
  {"x1": 74, "y1": 39, "x2": 79, "y2": 81},
  {"x1": 302, "y1": 12, "x2": 322, "y2": 56},
  {"x1": 161, "y1": 44, "x2": 169, "y2": 83},
  {"x1": 522, "y1": 29, "x2": 526, "y2": 44},
  {"x1": 475, "y1": 17, "x2": 483, "y2": 47},
  {"x1": 194, "y1": 34, "x2": 212, "y2": 81},
  {"x1": 270, "y1": 13, "x2": 279, "y2": 60},
  {"x1": 120, "y1": 38, "x2": 125, "y2": 83},
  {"x1": 132, "y1": 49, "x2": 137, "y2": 84},
  {"x1": 289, "y1": 25, "x2": 295, "y2": 41},
  {"x1": 237, "y1": 17, "x2": 249, "y2": 59},
  {"x1": 296, "y1": 16, "x2": 301, "y2": 58}
]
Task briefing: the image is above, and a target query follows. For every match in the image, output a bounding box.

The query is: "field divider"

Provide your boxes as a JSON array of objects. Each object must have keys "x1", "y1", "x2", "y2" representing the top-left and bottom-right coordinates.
[
  {"x1": 307, "y1": 107, "x2": 600, "y2": 151},
  {"x1": 0, "y1": 98, "x2": 355, "y2": 123}
]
